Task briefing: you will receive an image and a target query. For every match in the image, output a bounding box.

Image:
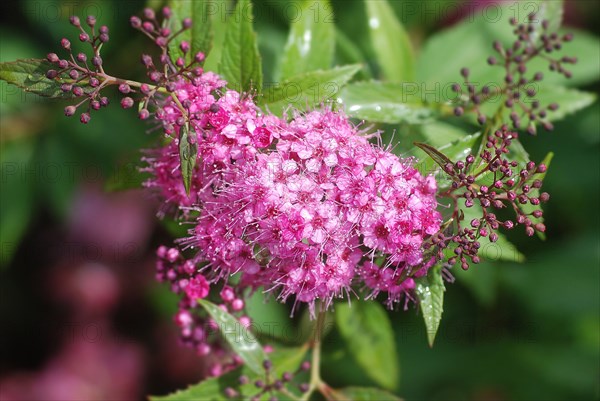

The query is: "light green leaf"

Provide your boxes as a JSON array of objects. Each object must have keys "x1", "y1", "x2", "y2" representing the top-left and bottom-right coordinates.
[
  {"x1": 0, "y1": 59, "x2": 74, "y2": 99},
  {"x1": 167, "y1": 0, "x2": 213, "y2": 64},
  {"x1": 533, "y1": 86, "x2": 596, "y2": 122},
  {"x1": 329, "y1": 386, "x2": 403, "y2": 401},
  {"x1": 219, "y1": 0, "x2": 262, "y2": 93},
  {"x1": 178, "y1": 125, "x2": 197, "y2": 195},
  {"x1": 279, "y1": 0, "x2": 335, "y2": 80},
  {"x1": 198, "y1": 299, "x2": 267, "y2": 375},
  {"x1": 335, "y1": 301, "x2": 399, "y2": 390},
  {"x1": 366, "y1": 0, "x2": 415, "y2": 82},
  {"x1": 415, "y1": 264, "x2": 445, "y2": 347},
  {"x1": 203, "y1": 0, "x2": 229, "y2": 73},
  {"x1": 335, "y1": 28, "x2": 372, "y2": 80},
  {"x1": 337, "y1": 81, "x2": 431, "y2": 124},
  {"x1": 260, "y1": 64, "x2": 360, "y2": 116},
  {"x1": 414, "y1": 142, "x2": 453, "y2": 172}
]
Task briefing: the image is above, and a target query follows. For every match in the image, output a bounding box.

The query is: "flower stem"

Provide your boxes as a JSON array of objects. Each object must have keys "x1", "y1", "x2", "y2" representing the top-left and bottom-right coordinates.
[{"x1": 301, "y1": 303, "x2": 327, "y2": 401}]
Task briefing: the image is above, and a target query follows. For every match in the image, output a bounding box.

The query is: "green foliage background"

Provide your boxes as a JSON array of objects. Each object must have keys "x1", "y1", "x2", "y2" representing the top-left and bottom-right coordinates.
[{"x1": 0, "y1": 0, "x2": 598, "y2": 400}]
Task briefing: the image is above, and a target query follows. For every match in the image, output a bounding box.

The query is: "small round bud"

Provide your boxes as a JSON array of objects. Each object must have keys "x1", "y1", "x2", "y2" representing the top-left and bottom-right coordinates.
[
  {"x1": 130, "y1": 16, "x2": 142, "y2": 28},
  {"x1": 80, "y1": 112, "x2": 91, "y2": 124},
  {"x1": 162, "y1": 7, "x2": 172, "y2": 19},
  {"x1": 263, "y1": 360, "x2": 272, "y2": 370},
  {"x1": 195, "y1": 52, "x2": 205, "y2": 63},
  {"x1": 86, "y1": 15, "x2": 96, "y2": 27},
  {"x1": 477, "y1": 114, "x2": 486, "y2": 125},
  {"x1": 299, "y1": 383, "x2": 310, "y2": 393},
  {"x1": 176, "y1": 57, "x2": 185, "y2": 67},
  {"x1": 254, "y1": 380, "x2": 264, "y2": 388},
  {"x1": 76, "y1": 53, "x2": 87, "y2": 62},
  {"x1": 99, "y1": 25, "x2": 109, "y2": 34},
  {"x1": 183, "y1": 18, "x2": 192, "y2": 29},
  {"x1": 156, "y1": 36, "x2": 168, "y2": 47},
  {"x1": 91, "y1": 100, "x2": 100, "y2": 110},
  {"x1": 118, "y1": 83, "x2": 131, "y2": 94},
  {"x1": 140, "y1": 84, "x2": 151, "y2": 95},
  {"x1": 139, "y1": 109, "x2": 150, "y2": 120},
  {"x1": 100, "y1": 97, "x2": 109, "y2": 107},
  {"x1": 46, "y1": 70, "x2": 58, "y2": 79},
  {"x1": 60, "y1": 38, "x2": 71, "y2": 50},
  {"x1": 525, "y1": 226, "x2": 535, "y2": 236},
  {"x1": 282, "y1": 372, "x2": 293, "y2": 382},
  {"x1": 224, "y1": 387, "x2": 237, "y2": 398},
  {"x1": 563, "y1": 33, "x2": 573, "y2": 42},
  {"x1": 539, "y1": 192, "x2": 550, "y2": 202},
  {"x1": 487, "y1": 56, "x2": 497, "y2": 65},
  {"x1": 460, "y1": 67, "x2": 469, "y2": 78},
  {"x1": 79, "y1": 32, "x2": 89, "y2": 42},
  {"x1": 548, "y1": 103, "x2": 559, "y2": 111},
  {"x1": 120, "y1": 97, "x2": 134, "y2": 109},
  {"x1": 99, "y1": 33, "x2": 109, "y2": 43},
  {"x1": 92, "y1": 56, "x2": 103, "y2": 66},
  {"x1": 69, "y1": 15, "x2": 81, "y2": 27},
  {"x1": 143, "y1": 8, "x2": 155, "y2": 20},
  {"x1": 301, "y1": 361, "x2": 311, "y2": 371},
  {"x1": 47, "y1": 53, "x2": 59, "y2": 63},
  {"x1": 239, "y1": 375, "x2": 249, "y2": 385},
  {"x1": 72, "y1": 86, "x2": 83, "y2": 96},
  {"x1": 160, "y1": 28, "x2": 171, "y2": 37},
  {"x1": 58, "y1": 59, "x2": 69, "y2": 69},
  {"x1": 89, "y1": 78, "x2": 99, "y2": 87},
  {"x1": 69, "y1": 70, "x2": 79, "y2": 80},
  {"x1": 180, "y1": 41, "x2": 190, "y2": 53},
  {"x1": 64, "y1": 106, "x2": 76, "y2": 116},
  {"x1": 142, "y1": 21, "x2": 154, "y2": 33},
  {"x1": 489, "y1": 233, "x2": 498, "y2": 243},
  {"x1": 454, "y1": 106, "x2": 464, "y2": 116},
  {"x1": 141, "y1": 54, "x2": 153, "y2": 67}
]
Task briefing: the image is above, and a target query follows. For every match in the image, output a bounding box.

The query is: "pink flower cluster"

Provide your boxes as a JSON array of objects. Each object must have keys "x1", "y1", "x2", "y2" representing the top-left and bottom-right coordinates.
[{"x1": 146, "y1": 72, "x2": 441, "y2": 313}]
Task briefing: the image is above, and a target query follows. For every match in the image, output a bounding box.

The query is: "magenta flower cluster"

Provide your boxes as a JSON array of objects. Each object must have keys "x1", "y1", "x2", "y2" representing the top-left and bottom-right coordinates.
[{"x1": 146, "y1": 72, "x2": 441, "y2": 314}]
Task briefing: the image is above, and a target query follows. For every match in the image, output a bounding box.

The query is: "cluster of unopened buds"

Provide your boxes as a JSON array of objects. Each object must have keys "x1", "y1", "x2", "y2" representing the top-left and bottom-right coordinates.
[
  {"x1": 224, "y1": 360, "x2": 312, "y2": 401},
  {"x1": 433, "y1": 125, "x2": 549, "y2": 269},
  {"x1": 452, "y1": 13, "x2": 576, "y2": 134}
]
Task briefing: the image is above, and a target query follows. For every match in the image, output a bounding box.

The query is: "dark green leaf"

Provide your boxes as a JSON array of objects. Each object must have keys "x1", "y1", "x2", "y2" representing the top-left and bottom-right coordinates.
[
  {"x1": 338, "y1": 81, "x2": 431, "y2": 124},
  {"x1": 413, "y1": 142, "x2": 453, "y2": 171},
  {"x1": 260, "y1": 65, "x2": 360, "y2": 116},
  {"x1": 335, "y1": 301, "x2": 399, "y2": 390},
  {"x1": 279, "y1": 0, "x2": 335, "y2": 80},
  {"x1": 415, "y1": 264, "x2": 445, "y2": 347},
  {"x1": 366, "y1": 0, "x2": 415, "y2": 82},
  {"x1": 0, "y1": 59, "x2": 74, "y2": 99},
  {"x1": 178, "y1": 124, "x2": 198, "y2": 195},
  {"x1": 198, "y1": 299, "x2": 267, "y2": 375},
  {"x1": 104, "y1": 158, "x2": 148, "y2": 192},
  {"x1": 0, "y1": 140, "x2": 35, "y2": 267},
  {"x1": 168, "y1": 0, "x2": 214, "y2": 64},
  {"x1": 219, "y1": 0, "x2": 262, "y2": 93},
  {"x1": 328, "y1": 386, "x2": 403, "y2": 401}
]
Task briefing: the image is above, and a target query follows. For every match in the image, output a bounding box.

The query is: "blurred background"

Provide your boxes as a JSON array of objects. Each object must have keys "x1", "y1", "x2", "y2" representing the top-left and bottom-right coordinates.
[{"x1": 0, "y1": 0, "x2": 598, "y2": 400}]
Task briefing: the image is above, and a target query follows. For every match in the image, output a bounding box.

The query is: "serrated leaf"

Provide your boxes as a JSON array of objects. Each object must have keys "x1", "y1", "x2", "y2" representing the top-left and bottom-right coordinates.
[
  {"x1": 335, "y1": 301, "x2": 399, "y2": 390},
  {"x1": 337, "y1": 81, "x2": 431, "y2": 124},
  {"x1": 168, "y1": 0, "x2": 214, "y2": 64},
  {"x1": 0, "y1": 59, "x2": 74, "y2": 99},
  {"x1": 415, "y1": 265, "x2": 445, "y2": 347},
  {"x1": 328, "y1": 386, "x2": 403, "y2": 401},
  {"x1": 219, "y1": 0, "x2": 262, "y2": 93},
  {"x1": 279, "y1": 0, "x2": 335, "y2": 80},
  {"x1": 260, "y1": 64, "x2": 360, "y2": 116},
  {"x1": 366, "y1": 0, "x2": 415, "y2": 82},
  {"x1": 533, "y1": 86, "x2": 596, "y2": 122},
  {"x1": 198, "y1": 299, "x2": 267, "y2": 375},
  {"x1": 178, "y1": 125, "x2": 197, "y2": 195}
]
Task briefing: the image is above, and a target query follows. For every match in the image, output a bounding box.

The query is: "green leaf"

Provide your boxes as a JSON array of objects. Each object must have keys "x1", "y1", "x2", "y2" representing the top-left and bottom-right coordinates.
[
  {"x1": 329, "y1": 386, "x2": 403, "y2": 401},
  {"x1": 0, "y1": 59, "x2": 74, "y2": 99},
  {"x1": 529, "y1": 0, "x2": 564, "y2": 41},
  {"x1": 219, "y1": 0, "x2": 262, "y2": 93},
  {"x1": 198, "y1": 299, "x2": 267, "y2": 375},
  {"x1": 413, "y1": 142, "x2": 453, "y2": 171},
  {"x1": 167, "y1": 0, "x2": 214, "y2": 64},
  {"x1": 520, "y1": 152, "x2": 553, "y2": 240},
  {"x1": 260, "y1": 64, "x2": 360, "y2": 116},
  {"x1": 533, "y1": 86, "x2": 596, "y2": 122},
  {"x1": 335, "y1": 301, "x2": 399, "y2": 390},
  {"x1": 337, "y1": 81, "x2": 431, "y2": 124},
  {"x1": 178, "y1": 124, "x2": 198, "y2": 195},
  {"x1": 279, "y1": 0, "x2": 335, "y2": 80},
  {"x1": 366, "y1": 0, "x2": 415, "y2": 82},
  {"x1": 335, "y1": 28, "x2": 372, "y2": 80},
  {"x1": 415, "y1": 264, "x2": 445, "y2": 347},
  {"x1": 150, "y1": 346, "x2": 308, "y2": 401},
  {"x1": 460, "y1": 205, "x2": 526, "y2": 262}
]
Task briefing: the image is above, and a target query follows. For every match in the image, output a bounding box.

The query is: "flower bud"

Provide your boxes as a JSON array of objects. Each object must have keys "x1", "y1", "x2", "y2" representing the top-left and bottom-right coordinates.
[
  {"x1": 143, "y1": 7, "x2": 155, "y2": 20},
  {"x1": 80, "y1": 112, "x2": 91, "y2": 124},
  {"x1": 79, "y1": 32, "x2": 89, "y2": 42},
  {"x1": 119, "y1": 83, "x2": 131, "y2": 94},
  {"x1": 121, "y1": 97, "x2": 134, "y2": 109},
  {"x1": 86, "y1": 15, "x2": 96, "y2": 27},
  {"x1": 180, "y1": 41, "x2": 190, "y2": 53},
  {"x1": 195, "y1": 52, "x2": 205, "y2": 63},
  {"x1": 58, "y1": 59, "x2": 69, "y2": 69},
  {"x1": 69, "y1": 70, "x2": 79, "y2": 80},
  {"x1": 139, "y1": 109, "x2": 150, "y2": 120},
  {"x1": 92, "y1": 56, "x2": 103, "y2": 66},
  {"x1": 72, "y1": 86, "x2": 83, "y2": 96},
  {"x1": 100, "y1": 97, "x2": 109, "y2": 107},
  {"x1": 64, "y1": 105, "x2": 76, "y2": 116},
  {"x1": 46, "y1": 70, "x2": 58, "y2": 79},
  {"x1": 91, "y1": 100, "x2": 100, "y2": 110},
  {"x1": 183, "y1": 18, "x2": 192, "y2": 29},
  {"x1": 130, "y1": 16, "x2": 142, "y2": 28},
  {"x1": 76, "y1": 53, "x2": 87, "y2": 62},
  {"x1": 99, "y1": 33, "x2": 109, "y2": 43},
  {"x1": 47, "y1": 53, "x2": 59, "y2": 63},
  {"x1": 69, "y1": 15, "x2": 81, "y2": 27},
  {"x1": 60, "y1": 38, "x2": 71, "y2": 50}
]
